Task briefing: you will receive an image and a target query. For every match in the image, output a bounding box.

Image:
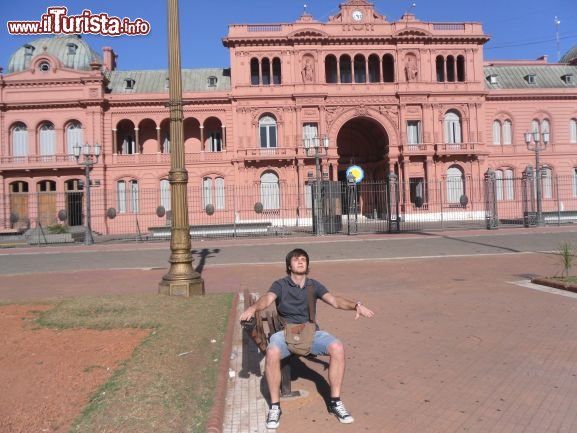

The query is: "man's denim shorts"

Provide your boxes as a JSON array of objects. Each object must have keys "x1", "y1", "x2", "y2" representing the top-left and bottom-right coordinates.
[{"x1": 268, "y1": 329, "x2": 338, "y2": 359}]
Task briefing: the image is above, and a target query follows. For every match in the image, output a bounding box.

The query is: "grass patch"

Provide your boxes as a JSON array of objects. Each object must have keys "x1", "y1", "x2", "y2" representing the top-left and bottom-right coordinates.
[
  {"x1": 35, "y1": 293, "x2": 233, "y2": 433},
  {"x1": 551, "y1": 276, "x2": 577, "y2": 284}
]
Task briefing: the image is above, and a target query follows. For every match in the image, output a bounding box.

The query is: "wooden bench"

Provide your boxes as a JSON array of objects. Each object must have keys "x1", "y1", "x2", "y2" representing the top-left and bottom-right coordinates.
[{"x1": 241, "y1": 289, "x2": 303, "y2": 397}]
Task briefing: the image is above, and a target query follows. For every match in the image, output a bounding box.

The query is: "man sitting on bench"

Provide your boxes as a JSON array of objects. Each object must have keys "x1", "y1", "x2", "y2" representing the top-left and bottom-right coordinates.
[{"x1": 239, "y1": 248, "x2": 375, "y2": 429}]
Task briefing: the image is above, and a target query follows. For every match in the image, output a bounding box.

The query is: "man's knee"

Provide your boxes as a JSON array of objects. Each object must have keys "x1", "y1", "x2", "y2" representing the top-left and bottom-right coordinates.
[
  {"x1": 266, "y1": 345, "x2": 282, "y2": 363},
  {"x1": 327, "y1": 340, "x2": 345, "y2": 358}
]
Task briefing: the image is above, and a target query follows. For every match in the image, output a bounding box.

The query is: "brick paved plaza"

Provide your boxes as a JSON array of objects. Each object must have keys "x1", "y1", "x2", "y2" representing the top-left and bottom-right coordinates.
[{"x1": 2, "y1": 228, "x2": 577, "y2": 432}]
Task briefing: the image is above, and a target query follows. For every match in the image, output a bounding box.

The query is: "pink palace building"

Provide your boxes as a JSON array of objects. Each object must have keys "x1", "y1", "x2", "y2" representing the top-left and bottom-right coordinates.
[{"x1": 1, "y1": 0, "x2": 577, "y2": 239}]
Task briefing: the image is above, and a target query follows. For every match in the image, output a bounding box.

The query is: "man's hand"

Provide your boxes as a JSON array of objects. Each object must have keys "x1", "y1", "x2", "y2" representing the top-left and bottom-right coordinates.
[
  {"x1": 355, "y1": 304, "x2": 374, "y2": 320},
  {"x1": 240, "y1": 305, "x2": 257, "y2": 322}
]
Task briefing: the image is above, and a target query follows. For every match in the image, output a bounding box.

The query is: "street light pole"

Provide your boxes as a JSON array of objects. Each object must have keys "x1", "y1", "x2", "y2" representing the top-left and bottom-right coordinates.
[
  {"x1": 304, "y1": 135, "x2": 329, "y2": 236},
  {"x1": 73, "y1": 143, "x2": 101, "y2": 245},
  {"x1": 524, "y1": 130, "x2": 549, "y2": 226},
  {"x1": 159, "y1": 0, "x2": 204, "y2": 296}
]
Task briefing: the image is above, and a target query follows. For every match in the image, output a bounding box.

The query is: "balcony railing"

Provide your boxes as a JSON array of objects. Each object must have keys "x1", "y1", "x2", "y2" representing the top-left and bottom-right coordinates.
[
  {"x1": 111, "y1": 151, "x2": 227, "y2": 165},
  {"x1": 404, "y1": 143, "x2": 430, "y2": 155},
  {"x1": 437, "y1": 143, "x2": 477, "y2": 154},
  {"x1": 243, "y1": 147, "x2": 296, "y2": 160},
  {"x1": 0, "y1": 154, "x2": 78, "y2": 170}
]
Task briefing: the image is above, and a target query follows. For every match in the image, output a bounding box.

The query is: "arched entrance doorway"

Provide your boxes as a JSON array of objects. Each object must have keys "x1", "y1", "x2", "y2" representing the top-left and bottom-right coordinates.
[
  {"x1": 336, "y1": 116, "x2": 389, "y2": 181},
  {"x1": 336, "y1": 117, "x2": 390, "y2": 219}
]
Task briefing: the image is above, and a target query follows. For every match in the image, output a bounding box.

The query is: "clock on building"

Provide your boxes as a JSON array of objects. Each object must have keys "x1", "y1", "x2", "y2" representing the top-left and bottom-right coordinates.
[{"x1": 352, "y1": 10, "x2": 363, "y2": 21}]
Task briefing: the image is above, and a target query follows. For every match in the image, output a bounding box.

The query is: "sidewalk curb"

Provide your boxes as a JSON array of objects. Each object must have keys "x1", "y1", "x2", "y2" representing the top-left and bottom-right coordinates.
[{"x1": 206, "y1": 292, "x2": 239, "y2": 433}]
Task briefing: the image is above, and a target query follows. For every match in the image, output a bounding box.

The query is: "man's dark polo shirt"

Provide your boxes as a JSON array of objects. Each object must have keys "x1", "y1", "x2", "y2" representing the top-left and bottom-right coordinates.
[{"x1": 268, "y1": 276, "x2": 329, "y2": 324}]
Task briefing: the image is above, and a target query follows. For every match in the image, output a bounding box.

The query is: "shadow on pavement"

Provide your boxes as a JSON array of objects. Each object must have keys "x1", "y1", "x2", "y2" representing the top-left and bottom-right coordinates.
[{"x1": 192, "y1": 248, "x2": 221, "y2": 273}]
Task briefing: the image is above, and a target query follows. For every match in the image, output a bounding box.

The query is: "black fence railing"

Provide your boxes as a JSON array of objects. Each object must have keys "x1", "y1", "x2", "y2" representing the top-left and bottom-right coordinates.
[{"x1": 2, "y1": 175, "x2": 577, "y2": 244}]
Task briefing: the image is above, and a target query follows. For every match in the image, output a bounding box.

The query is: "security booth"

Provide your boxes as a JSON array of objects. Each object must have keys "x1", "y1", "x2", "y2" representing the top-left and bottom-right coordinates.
[{"x1": 311, "y1": 180, "x2": 342, "y2": 235}]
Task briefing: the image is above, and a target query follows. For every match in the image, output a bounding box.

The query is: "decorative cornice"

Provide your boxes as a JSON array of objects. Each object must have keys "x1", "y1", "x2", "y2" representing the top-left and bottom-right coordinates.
[
  {"x1": 107, "y1": 98, "x2": 231, "y2": 109},
  {"x1": 2, "y1": 101, "x2": 105, "y2": 110},
  {"x1": 4, "y1": 78, "x2": 104, "y2": 88},
  {"x1": 225, "y1": 34, "x2": 488, "y2": 48}
]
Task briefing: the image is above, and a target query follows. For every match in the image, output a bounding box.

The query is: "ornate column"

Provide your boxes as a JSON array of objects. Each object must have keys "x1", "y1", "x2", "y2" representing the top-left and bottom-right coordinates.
[
  {"x1": 200, "y1": 125, "x2": 204, "y2": 151},
  {"x1": 134, "y1": 127, "x2": 140, "y2": 153},
  {"x1": 159, "y1": 0, "x2": 204, "y2": 296},
  {"x1": 156, "y1": 126, "x2": 161, "y2": 152},
  {"x1": 112, "y1": 128, "x2": 117, "y2": 154}
]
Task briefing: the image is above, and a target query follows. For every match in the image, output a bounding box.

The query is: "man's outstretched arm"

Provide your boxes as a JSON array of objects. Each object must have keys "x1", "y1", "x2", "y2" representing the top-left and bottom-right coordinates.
[
  {"x1": 321, "y1": 293, "x2": 375, "y2": 320},
  {"x1": 240, "y1": 292, "x2": 277, "y2": 321}
]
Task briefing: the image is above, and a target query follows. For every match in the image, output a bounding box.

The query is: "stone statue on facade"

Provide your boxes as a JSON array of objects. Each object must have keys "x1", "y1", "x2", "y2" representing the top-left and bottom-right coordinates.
[
  {"x1": 302, "y1": 58, "x2": 315, "y2": 83},
  {"x1": 405, "y1": 55, "x2": 418, "y2": 81}
]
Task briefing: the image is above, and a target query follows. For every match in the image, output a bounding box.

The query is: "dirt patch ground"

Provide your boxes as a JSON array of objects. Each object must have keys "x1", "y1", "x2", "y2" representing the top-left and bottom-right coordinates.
[{"x1": 0, "y1": 304, "x2": 148, "y2": 433}]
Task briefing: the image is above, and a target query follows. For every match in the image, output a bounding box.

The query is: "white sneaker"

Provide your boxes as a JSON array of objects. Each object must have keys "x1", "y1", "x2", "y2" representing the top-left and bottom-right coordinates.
[
  {"x1": 329, "y1": 400, "x2": 354, "y2": 424},
  {"x1": 266, "y1": 405, "x2": 282, "y2": 429}
]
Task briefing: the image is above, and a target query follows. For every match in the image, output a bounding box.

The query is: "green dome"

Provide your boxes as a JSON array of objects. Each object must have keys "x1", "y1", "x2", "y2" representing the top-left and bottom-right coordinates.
[{"x1": 7, "y1": 35, "x2": 102, "y2": 73}]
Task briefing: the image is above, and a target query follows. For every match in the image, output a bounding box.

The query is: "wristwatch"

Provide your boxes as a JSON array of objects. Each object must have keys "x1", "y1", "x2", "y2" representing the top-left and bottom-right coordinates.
[{"x1": 354, "y1": 301, "x2": 362, "y2": 310}]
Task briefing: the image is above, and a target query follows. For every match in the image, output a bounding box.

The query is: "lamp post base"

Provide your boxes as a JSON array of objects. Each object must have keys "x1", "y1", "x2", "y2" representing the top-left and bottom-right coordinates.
[{"x1": 159, "y1": 273, "x2": 205, "y2": 297}]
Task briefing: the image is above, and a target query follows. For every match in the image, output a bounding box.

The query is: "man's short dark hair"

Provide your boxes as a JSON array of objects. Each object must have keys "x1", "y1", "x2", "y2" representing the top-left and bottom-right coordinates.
[{"x1": 286, "y1": 248, "x2": 309, "y2": 274}]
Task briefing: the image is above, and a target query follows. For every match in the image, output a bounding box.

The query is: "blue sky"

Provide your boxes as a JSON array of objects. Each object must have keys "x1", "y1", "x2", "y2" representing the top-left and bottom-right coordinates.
[{"x1": 1, "y1": 0, "x2": 576, "y2": 71}]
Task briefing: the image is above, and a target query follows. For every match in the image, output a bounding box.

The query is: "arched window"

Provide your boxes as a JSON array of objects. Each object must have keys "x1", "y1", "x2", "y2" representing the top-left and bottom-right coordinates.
[
  {"x1": 250, "y1": 58, "x2": 260, "y2": 85},
  {"x1": 495, "y1": 169, "x2": 504, "y2": 201},
  {"x1": 494, "y1": 169, "x2": 514, "y2": 201},
  {"x1": 66, "y1": 122, "x2": 83, "y2": 155},
  {"x1": 117, "y1": 121, "x2": 136, "y2": 155},
  {"x1": 368, "y1": 54, "x2": 380, "y2": 83},
  {"x1": 532, "y1": 118, "x2": 550, "y2": 136},
  {"x1": 202, "y1": 177, "x2": 213, "y2": 208},
  {"x1": 354, "y1": 54, "x2": 366, "y2": 83},
  {"x1": 11, "y1": 123, "x2": 28, "y2": 157},
  {"x1": 202, "y1": 176, "x2": 226, "y2": 210},
  {"x1": 492, "y1": 119, "x2": 512, "y2": 145},
  {"x1": 260, "y1": 172, "x2": 280, "y2": 210},
  {"x1": 259, "y1": 115, "x2": 277, "y2": 149},
  {"x1": 39, "y1": 122, "x2": 55, "y2": 157},
  {"x1": 444, "y1": 111, "x2": 462, "y2": 144},
  {"x1": 261, "y1": 58, "x2": 271, "y2": 85},
  {"x1": 160, "y1": 179, "x2": 171, "y2": 211},
  {"x1": 457, "y1": 55, "x2": 466, "y2": 82},
  {"x1": 208, "y1": 131, "x2": 222, "y2": 152},
  {"x1": 446, "y1": 56, "x2": 455, "y2": 82},
  {"x1": 117, "y1": 179, "x2": 139, "y2": 213},
  {"x1": 162, "y1": 130, "x2": 170, "y2": 154},
  {"x1": 436, "y1": 56, "x2": 445, "y2": 82},
  {"x1": 383, "y1": 54, "x2": 395, "y2": 83},
  {"x1": 325, "y1": 55, "x2": 338, "y2": 83},
  {"x1": 503, "y1": 120, "x2": 512, "y2": 145},
  {"x1": 504, "y1": 168, "x2": 514, "y2": 200},
  {"x1": 117, "y1": 180, "x2": 126, "y2": 213},
  {"x1": 492, "y1": 120, "x2": 501, "y2": 145},
  {"x1": 446, "y1": 166, "x2": 465, "y2": 204},
  {"x1": 272, "y1": 57, "x2": 282, "y2": 85},
  {"x1": 339, "y1": 55, "x2": 352, "y2": 83},
  {"x1": 215, "y1": 177, "x2": 225, "y2": 210},
  {"x1": 541, "y1": 167, "x2": 552, "y2": 199},
  {"x1": 541, "y1": 119, "x2": 550, "y2": 135},
  {"x1": 570, "y1": 119, "x2": 577, "y2": 144}
]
